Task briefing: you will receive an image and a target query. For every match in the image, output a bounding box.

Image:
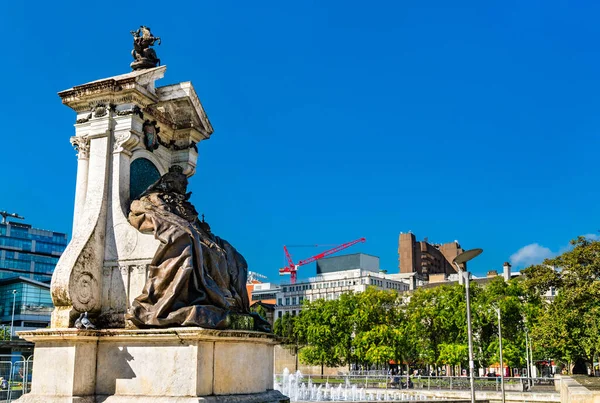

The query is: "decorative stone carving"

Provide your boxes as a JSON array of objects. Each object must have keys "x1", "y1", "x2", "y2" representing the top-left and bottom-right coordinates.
[
  {"x1": 116, "y1": 105, "x2": 144, "y2": 119},
  {"x1": 70, "y1": 136, "x2": 90, "y2": 159},
  {"x1": 113, "y1": 130, "x2": 140, "y2": 154},
  {"x1": 94, "y1": 104, "x2": 108, "y2": 118},
  {"x1": 74, "y1": 272, "x2": 98, "y2": 306},
  {"x1": 76, "y1": 113, "x2": 92, "y2": 124},
  {"x1": 157, "y1": 136, "x2": 198, "y2": 151},
  {"x1": 142, "y1": 119, "x2": 160, "y2": 151}
]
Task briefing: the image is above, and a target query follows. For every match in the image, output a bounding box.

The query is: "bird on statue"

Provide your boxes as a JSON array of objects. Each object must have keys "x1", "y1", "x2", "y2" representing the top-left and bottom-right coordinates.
[
  {"x1": 74, "y1": 313, "x2": 84, "y2": 329},
  {"x1": 81, "y1": 312, "x2": 96, "y2": 329}
]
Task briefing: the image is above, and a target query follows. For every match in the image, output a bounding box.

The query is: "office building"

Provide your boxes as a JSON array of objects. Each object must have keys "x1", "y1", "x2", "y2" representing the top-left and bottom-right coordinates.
[
  {"x1": 0, "y1": 217, "x2": 68, "y2": 355},
  {"x1": 398, "y1": 232, "x2": 465, "y2": 280},
  {"x1": 0, "y1": 220, "x2": 68, "y2": 283},
  {"x1": 275, "y1": 253, "x2": 411, "y2": 319}
]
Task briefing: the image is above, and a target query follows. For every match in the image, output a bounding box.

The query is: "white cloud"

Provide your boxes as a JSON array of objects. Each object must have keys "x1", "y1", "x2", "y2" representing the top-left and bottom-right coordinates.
[
  {"x1": 510, "y1": 235, "x2": 600, "y2": 268},
  {"x1": 510, "y1": 243, "x2": 555, "y2": 267}
]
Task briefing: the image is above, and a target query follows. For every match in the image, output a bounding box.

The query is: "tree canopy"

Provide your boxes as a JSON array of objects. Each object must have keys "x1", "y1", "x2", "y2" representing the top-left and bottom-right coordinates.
[{"x1": 272, "y1": 236, "x2": 600, "y2": 375}]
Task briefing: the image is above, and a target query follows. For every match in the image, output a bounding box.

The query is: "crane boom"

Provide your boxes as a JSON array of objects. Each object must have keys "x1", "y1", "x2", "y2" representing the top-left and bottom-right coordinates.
[
  {"x1": 297, "y1": 238, "x2": 366, "y2": 266},
  {"x1": 279, "y1": 237, "x2": 366, "y2": 284}
]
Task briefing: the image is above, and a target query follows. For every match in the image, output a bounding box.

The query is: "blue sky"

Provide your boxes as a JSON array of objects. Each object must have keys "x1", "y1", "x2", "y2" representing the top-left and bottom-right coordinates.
[{"x1": 1, "y1": 1, "x2": 599, "y2": 281}]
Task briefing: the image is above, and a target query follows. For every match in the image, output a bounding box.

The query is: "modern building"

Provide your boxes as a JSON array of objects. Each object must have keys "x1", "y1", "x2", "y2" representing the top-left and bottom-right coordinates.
[
  {"x1": 0, "y1": 277, "x2": 53, "y2": 331},
  {"x1": 398, "y1": 232, "x2": 465, "y2": 280},
  {"x1": 251, "y1": 282, "x2": 279, "y2": 305},
  {"x1": 274, "y1": 253, "x2": 411, "y2": 319},
  {"x1": 0, "y1": 219, "x2": 68, "y2": 283},
  {"x1": 0, "y1": 217, "x2": 68, "y2": 355},
  {"x1": 248, "y1": 282, "x2": 280, "y2": 327}
]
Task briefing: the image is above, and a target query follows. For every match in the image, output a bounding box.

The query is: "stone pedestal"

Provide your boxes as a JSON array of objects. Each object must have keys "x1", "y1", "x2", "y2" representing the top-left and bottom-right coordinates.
[{"x1": 16, "y1": 328, "x2": 287, "y2": 403}]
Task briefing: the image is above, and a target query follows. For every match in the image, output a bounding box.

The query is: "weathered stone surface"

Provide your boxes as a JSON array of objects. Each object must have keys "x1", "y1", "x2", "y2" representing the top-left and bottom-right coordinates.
[{"x1": 15, "y1": 328, "x2": 286, "y2": 403}]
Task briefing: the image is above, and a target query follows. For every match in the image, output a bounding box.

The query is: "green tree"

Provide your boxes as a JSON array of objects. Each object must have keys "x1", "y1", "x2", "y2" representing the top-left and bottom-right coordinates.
[
  {"x1": 273, "y1": 312, "x2": 296, "y2": 340},
  {"x1": 351, "y1": 288, "x2": 407, "y2": 368},
  {"x1": 473, "y1": 276, "x2": 532, "y2": 369},
  {"x1": 295, "y1": 298, "x2": 344, "y2": 374},
  {"x1": 403, "y1": 284, "x2": 469, "y2": 368},
  {"x1": 522, "y1": 236, "x2": 600, "y2": 374},
  {"x1": 438, "y1": 343, "x2": 468, "y2": 376},
  {"x1": 333, "y1": 292, "x2": 359, "y2": 369}
]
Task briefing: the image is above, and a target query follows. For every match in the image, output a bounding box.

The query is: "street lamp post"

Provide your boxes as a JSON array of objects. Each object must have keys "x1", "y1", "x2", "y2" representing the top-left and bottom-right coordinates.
[
  {"x1": 495, "y1": 307, "x2": 505, "y2": 403},
  {"x1": 453, "y1": 248, "x2": 483, "y2": 403},
  {"x1": 10, "y1": 290, "x2": 17, "y2": 339},
  {"x1": 525, "y1": 328, "x2": 531, "y2": 389}
]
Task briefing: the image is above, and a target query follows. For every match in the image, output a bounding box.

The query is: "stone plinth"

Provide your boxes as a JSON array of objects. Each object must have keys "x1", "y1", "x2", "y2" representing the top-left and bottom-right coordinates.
[{"x1": 15, "y1": 328, "x2": 288, "y2": 403}]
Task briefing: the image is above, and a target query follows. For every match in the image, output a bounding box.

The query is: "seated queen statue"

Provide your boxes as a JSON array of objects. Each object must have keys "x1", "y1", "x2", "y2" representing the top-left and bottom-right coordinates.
[{"x1": 126, "y1": 166, "x2": 266, "y2": 330}]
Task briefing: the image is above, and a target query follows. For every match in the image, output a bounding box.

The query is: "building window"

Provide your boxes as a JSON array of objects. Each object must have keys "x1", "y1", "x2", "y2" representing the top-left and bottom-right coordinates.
[
  {"x1": 291, "y1": 310, "x2": 296, "y2": 316},
  {"x1": 283, "y1": 287, "x2": 287, "y2": 292},
  {"x1": 278, "y1": 312, "x2": 282, "y2": 319},
  {"x1": 299, "y1": 296, "x2": 304, "y2": 303},
  {"x1": 278, "y1": 298, "x2": 282, "y2": 305},
  {"x1": 292, "y1": 297, "x2": 297, "y2": 305}
]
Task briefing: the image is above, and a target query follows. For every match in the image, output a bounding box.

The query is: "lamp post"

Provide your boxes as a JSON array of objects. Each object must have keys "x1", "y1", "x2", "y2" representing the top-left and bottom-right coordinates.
[
  {"x1": 525, "y1": 327, "x2": 531, "y2": 389},
  {"x1": 10, "y1": 290, "x2": 17, "y2": 339},
  {"x1": 453, "y1": 248, "x2": 483, "y2": 403},
  {"x1": 495, "y1": 307, "x2": 505, "y2": 403}
]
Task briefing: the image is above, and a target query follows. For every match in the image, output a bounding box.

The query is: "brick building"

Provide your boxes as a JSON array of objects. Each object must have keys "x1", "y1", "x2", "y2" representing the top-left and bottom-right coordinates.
[{"x1": 398, "y1": 232, "x2": 465, "y2": 280}]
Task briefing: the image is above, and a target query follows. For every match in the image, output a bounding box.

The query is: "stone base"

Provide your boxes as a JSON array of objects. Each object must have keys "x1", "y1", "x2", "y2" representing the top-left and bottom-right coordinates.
[
  {"x1": 15, "y1": 328, "x2": 288, "y2": 403},
  {"x1": 15, "y1": 390, "x2": 288, "y2": 403},
  {"x1": 130, "y1": 59, "x2": 159, "y2": 70}
]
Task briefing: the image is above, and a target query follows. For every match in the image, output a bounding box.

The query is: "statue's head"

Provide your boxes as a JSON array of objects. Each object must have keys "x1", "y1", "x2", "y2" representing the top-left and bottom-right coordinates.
[
  {"x1": 162, "y1": 165, "x2": 187, "y2": 194},
  {"x1": 141, "y1": 165, "x2": 187, "y2": 197}
]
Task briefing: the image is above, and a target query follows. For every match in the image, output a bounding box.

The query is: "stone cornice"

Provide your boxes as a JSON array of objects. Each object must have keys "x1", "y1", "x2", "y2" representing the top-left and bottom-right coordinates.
[
  {"x1": 58, "y1": 66, "x2": 166, "y2": 112},
  {"x1": 18, "y1": 327, "x2": 277, "y2": 344}
]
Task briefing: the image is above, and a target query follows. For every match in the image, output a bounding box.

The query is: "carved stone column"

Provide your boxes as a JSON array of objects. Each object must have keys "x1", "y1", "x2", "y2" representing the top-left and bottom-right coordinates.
[{"x1": 69, "y1": 135, "x2": 89, "y2": 234}]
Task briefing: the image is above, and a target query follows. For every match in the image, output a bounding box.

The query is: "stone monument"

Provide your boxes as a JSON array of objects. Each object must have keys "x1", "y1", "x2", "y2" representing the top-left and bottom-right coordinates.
[{"x1": 15, "y1": 30, "x2": 287, "y2": 403}]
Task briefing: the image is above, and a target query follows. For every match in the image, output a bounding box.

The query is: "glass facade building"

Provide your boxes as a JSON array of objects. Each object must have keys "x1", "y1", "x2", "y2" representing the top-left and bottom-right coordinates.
[
  {"x1": 0, "y1": 278, "x2": 53, "y2": 330},
  {"x1": 0, "y1": 220, "x2": 68, "y2": 341},
  {"x1": 0, "y1": 221, "x2": 68, "y2": 282}
]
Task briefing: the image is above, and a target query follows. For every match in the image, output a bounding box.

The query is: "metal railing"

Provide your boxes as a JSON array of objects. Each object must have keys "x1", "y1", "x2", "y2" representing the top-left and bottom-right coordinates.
[
  {"x1": 0, "y1": 355, "x2": 34, "y2": 402},
  {"x1": 275, "y1": 373, "x2": 559, "y2": 393}
]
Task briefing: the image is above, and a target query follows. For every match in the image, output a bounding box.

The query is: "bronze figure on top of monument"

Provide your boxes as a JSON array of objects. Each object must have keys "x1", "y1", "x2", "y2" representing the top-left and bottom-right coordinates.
[{"x1": 130, "y1": 25, "x2": 161, "y2": 70}]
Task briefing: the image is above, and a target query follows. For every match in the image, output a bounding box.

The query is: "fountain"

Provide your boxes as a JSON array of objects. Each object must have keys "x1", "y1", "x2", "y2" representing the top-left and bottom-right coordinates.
[{"x1": 274, "y1": 368, "x2": 433, "y2": 402}]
